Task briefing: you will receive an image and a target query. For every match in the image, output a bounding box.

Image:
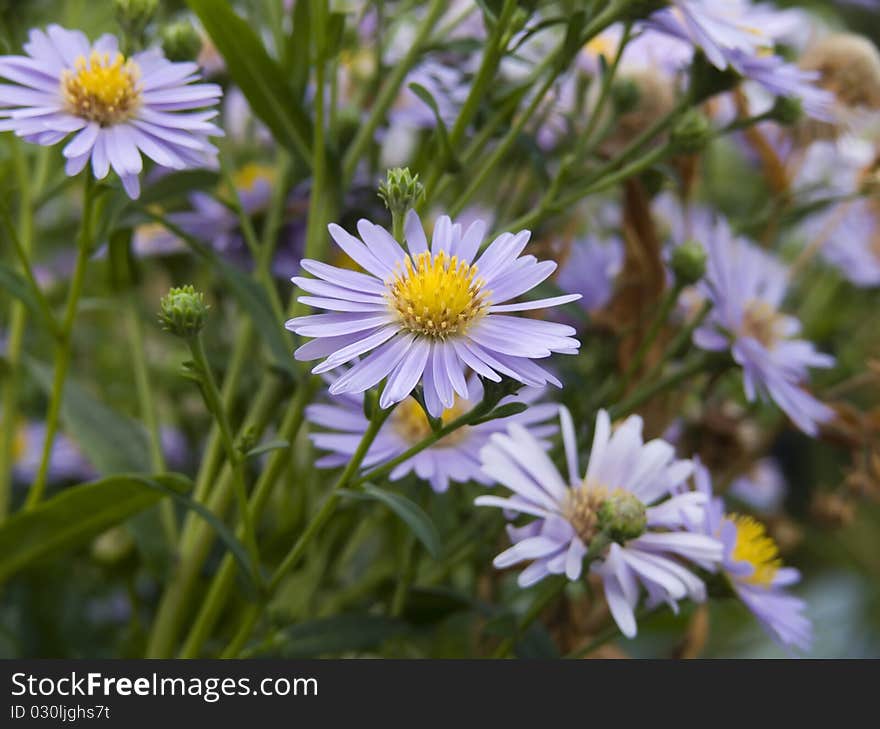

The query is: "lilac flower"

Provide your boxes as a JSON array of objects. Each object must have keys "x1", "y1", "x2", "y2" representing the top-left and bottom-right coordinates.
[
  {"x1": 647, "y1": 2, "x2": 833, "y2": 118},
  {"x1": 555, "y1": 235, "x2": 623, "y2": 313},
  {"x1": 693, "y1": 463, "x2": 811, "y2": 651},
  {"x1": 12, "y1": 421, "x2": 95, "y2": 485},
  {"x1": 286, "y1": 212, "x2": 581, "y2": 417},
  {"x1": 476, "y1": 408, "x2": 722, "y2": 638},
  {"x1": 0, "y1": 25, "x2": 222, "y2": 198},
  {"x1": 729, "y1": 458, "x2": 787, "y2": 515},
  {"x1": 693, "y1": 217, "x2": 835, "y2": 436},
  {"x1": 307, "y1": 377, "x2": 557, "y2": 493}
]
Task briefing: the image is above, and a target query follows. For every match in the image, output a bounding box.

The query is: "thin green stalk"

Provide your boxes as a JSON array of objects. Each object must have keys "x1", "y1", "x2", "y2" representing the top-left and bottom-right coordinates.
[
  {"x1": 125, "y1": 295, "x2": 176, "y2": 545},
  {"x1": 565, "y1": 621, "x2": 623, "y2": 658},
  {"x1": 609, "y1": 354, "x2": 716, "y2": 420},
  {"x1": 186, "y1": 334, "x2": 261, "y2": 579},
  {"x1": 24, "y1": 178, "x2": 96, "y2": 510},
  {"x1": 221, "y1": 403, "x2": 396, "y2": 657},
  {"x1": 0, "y1": 143, "x2": 35, "y2": 519},
  {"x1": 178, "y1": 380, "x2": 315, "y2": 658},
  {"x1": 341, "y1": 0, "x2": 447, "y2": 184},
  {"x1": 490, "y1": 578, "x2": 567, "y2": 659}
]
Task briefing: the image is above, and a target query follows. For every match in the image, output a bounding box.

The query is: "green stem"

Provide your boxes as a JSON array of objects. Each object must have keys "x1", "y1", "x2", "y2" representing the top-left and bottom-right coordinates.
[
  {"x1": 565, "y1": 621, "x2": 623, "y2": 659},
  {"x1": 24, "y1": 178, "x2": 96, "y2": 510},
  {"x1": 221, "y1": 403, "x2": 395, "y2": 658},
  {"x1": 125, "y1": 295, "x2": 175, "y2": 545},
  {"x1": 609, "y1": 354, "x2": 716, "y2": 420},
  {"x1": 490, "y1": 577, "x2": 567, "y2": 658},
  {"x1": 178, "y1": 380, "x2": 315, "y2": 659},
  {"x1": 186, "y1": 334, "x2": 261, "y2": 581},
  {"x1": 0, "y1": 143, "x2": 35, "y2": 519},
  {"x1": 341, "y1": 0, "x2": 447, "y2": 185}
]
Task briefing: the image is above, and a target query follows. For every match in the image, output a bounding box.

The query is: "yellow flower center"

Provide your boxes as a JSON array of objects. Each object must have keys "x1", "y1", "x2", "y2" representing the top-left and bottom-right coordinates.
[
  {"x1": 729, "y1": 514, "x2": 782, "y2": 587},
  {"x1": 62, "y1": 51, "x2": 141, "y2": 126},
  {"x1": 564, "y1": 483, "x2": 610, "y2": 543},
  {"x1": 231, "y1": 162, "x2": 275, "y2": 193},
  {"x1": 391, "y1": 397, "x2": 470, "y2": 446},
  {"x1": 740, "y1": 299, "x2": 786, "y2": 349},
  {"x1": 387, "y1": 250, "x2": 489, "y2": 339}
]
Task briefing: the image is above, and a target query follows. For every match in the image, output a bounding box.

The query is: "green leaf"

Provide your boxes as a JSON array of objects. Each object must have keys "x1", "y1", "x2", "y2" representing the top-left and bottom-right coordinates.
[
  {"x1": 470, "y1": 401, "x2": 529, "y2": 425},
  {"x1": 341, "y1": 484, "x2": 442, "y2": 559},
  {"x1": 0, "y1": 474, "x2": 191, "y2": 583},
  {"x1": 0, "y1": 263, "x2": 49, "y2": 326},
  {"x1": 408, "y1": 83, "x2": 462, "y2": 173},
  {"x1": 265, "y1": 614, "x2": 408, "y2": 658},
  {"x1": 244, "y1": 439, "x2": 290, "y2": 459},
  {"x1": 139, "y1": 169, "x2": 221, "y2": 206},
  {"x1": 186, "y1": 0, "x2": 312, "y2": 164},
  {"x1": 28, "y1": 359, "x2": 151, "y2": 473}
]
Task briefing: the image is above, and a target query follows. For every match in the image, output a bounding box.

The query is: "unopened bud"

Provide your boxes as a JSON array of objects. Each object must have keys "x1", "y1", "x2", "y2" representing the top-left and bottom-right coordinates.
[
  {"x1": 671, "y1": 109, "x2": 712, "y2": 154},
  {"x1": 611, "y1": 78, "x2": 640, "y2": 116},
  {"x1": 158, "y1": 285, "x2": 209, "y2": 338},
  {"x1": 598, "y1": 489, "x2": 648, "y2": 543},
  {"x1": 671, "y1": 240, "x2": 708, "y2": 286},
  {"x1": 114, "y1": 0, "x2": 158, "y2": 33},
  {"x1": 161, "y1": 21, "x2": 202, "y2": 62},
  {"x1": 378, "y1": 167, "x2": 424, "y2": 217},
  {"x1": 769, "y1": 95, "x2": 804, "y2": 126}
]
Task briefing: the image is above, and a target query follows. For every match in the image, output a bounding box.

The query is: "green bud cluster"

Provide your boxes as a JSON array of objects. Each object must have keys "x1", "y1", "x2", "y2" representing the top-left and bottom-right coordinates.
[
  {"x1": 378, "y1": 167, "x2": 425, "y2": 217},
  {"x1": 158, "y1": 285, "x2": 209, "y2": 339}
]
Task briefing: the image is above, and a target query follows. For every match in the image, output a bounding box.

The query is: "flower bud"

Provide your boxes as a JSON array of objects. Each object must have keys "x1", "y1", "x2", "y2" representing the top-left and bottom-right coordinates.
[
  {"x1": 800, "y1": 33, "x2": 880, "y2": 109},
  {"x1": 160, "y1": 21, "x2": 202, "y2": 62},
  {"x1": 378, "y1": 167, "x2": 425, "y2": 217},
  {"x1": 671, "y1": 240, "x2": 708, "y2": 286},
  {"x1": 91, "y1": 527, "x2": 136, "y2": 567},
  {"x1": 670, "y1": 109, "x2": 712, "y2": 155},
  {"x1": 158, "y1": 285, "x2": 209, "y2": 338},
  {"x1": 598, "y1": 489, "x2": 648, "y2": 543},
  {"x1": 611, "y1": 77, "x2": 640, "y2": 116},
  {"x1": 114, "y1": 0, "x2": 158, "y2": 33},
  {"x1": 769, "y1": 96, "x2": 804, "y2": 126}
]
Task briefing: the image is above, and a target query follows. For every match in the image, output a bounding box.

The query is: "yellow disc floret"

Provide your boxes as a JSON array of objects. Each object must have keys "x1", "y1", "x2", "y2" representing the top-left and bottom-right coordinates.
[
  {"x1": 62, "y1": 51, "x2": 141, "y2": 126},
  {"x1": 729, "y1": 514, "x2": 782, "y2": 587},
  {"x1": 741, "y1": 299, "x2": 786, "y2": 349},
  {"x1": 391, "y1": 397, "x2": 470, "y2": 446},
  {"x1": 387, "y1": 250, "x2": 489, "y2": 339}
]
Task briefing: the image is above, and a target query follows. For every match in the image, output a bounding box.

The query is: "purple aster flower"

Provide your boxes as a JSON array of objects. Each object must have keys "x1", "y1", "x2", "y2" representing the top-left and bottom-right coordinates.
[
  {"x1": 476, "y1": 408, "x2": 722, "y2": 638},
  {"x1": 729, "y1": 457, "x2": 787, "y2": 515},
  {"x1": 693, "y1": 217, "x2": 835, "y2": 436},
  {"x1": 0, "y1": 25, "x2": 222, "y2": 198},
  {"x1": 12, "y1": 420, "x2": 95, "y2": 485},
  {"x1": 555, "y1": 235, "x2": 623, "y2": 313},
  {"x1": 307, "y1": 376, "x2": 557, "y2": 493},
  {"x1": 286, "y1": 212, "x2": 582, "y2": 417},
  {"x1": 693, "y1": 462, "x2": 811, "y2": 652}
]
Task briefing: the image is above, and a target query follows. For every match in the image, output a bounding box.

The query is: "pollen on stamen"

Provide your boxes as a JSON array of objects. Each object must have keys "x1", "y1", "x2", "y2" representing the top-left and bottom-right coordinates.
[
  {"x1": 387, "y1": 250, "x2": 490, "y2": 339},
  {"x1": 730, "y1": 514, "x2": 782, "y2": 587},
  {"x1": 61, "y1": 50, "x2": 141, "y2": 126}
]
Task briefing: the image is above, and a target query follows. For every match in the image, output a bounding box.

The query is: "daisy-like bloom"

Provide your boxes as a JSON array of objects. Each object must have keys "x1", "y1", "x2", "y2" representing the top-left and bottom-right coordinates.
[
  {"x1": 729, "y1": 457, "x2": 787, "y2": 514},
  {"x1": 0, "y1": 25, "x2": 222, "y2": 198},
  {"x1": 647, "y1": 1, "x2": 833, "y2": 119},
  {"x1": 307, "y1": 376, "x2": 557, "y2": 493},
  {"x1": 12, "y1": 420, "x2": 95, "y2": 485},
  {"x1": 555, "y1": 235, "x2": 623, "y2": 314},
  {"x1": 693, "y1": 217, "x2": 835, "y2": 436},
  {"x1": 693, "y1": 463, "x2": 811, "y2": 651},
  {"x1": 476, "y1": 408, "x2": 722, "y2": 638},
  {"x1": 286, "y1": 212, "x2": 581, "y2": 417}
]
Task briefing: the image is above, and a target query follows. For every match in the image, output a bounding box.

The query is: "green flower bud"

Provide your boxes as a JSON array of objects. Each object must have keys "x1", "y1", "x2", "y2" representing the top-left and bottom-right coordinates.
[
  {"x1": 158, "y1": 285, "x2": 209, "y2": 339},
  {"x1": 671, "y1": 240, "x2": 708, "y2": 286},
  {"x1": 114, "y1": 0, "x2": 158, "y2": 32},
  {"x1": 378, "y1": 167, "x2": 425, "y2": 217},
  {"x1": 598, "y1": 490, "x2": 648, "y2": 543},
  {"x1": 611, "y1": 78, "x2": 641, "y2": 116},
  {"x1": 670, "y1": 109, "x2": 713, "y2": 154},
  {"x1": 160, "y1": 21, "x2": 202, "y2": 62},
  {"x1": 769, "y1": 95, "x2": 803, "y2": 126},
  {"x1": 91, "y1": 527, "x2": 136, "y2": 567}
]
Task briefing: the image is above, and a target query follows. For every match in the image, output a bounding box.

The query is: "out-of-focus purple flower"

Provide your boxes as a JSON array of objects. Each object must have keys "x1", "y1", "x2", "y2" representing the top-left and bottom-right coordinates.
[
  {"x1": 0, "y1": 25, "x2": 222, "y2": 198},
  {"x1": 693, "y1": 462, "x2": 811, "y2": 652},
  {"x1": 693, "y1": 217, "x2": 835, "y2": 436},
  {"x1": 307, "y1": 376, "x2": 557, "y2": 493},
  {"x1": 287, "y1": 211, "x2": 581, "y2": 417},
  {"x1": 729, "y1": 457, "x2": 787, "y2": 514},
  {"x1": 555, "y1": 235, "x2": 623, "y2": 314},
  {"x1": 12, "y1": 420, "x2": 95, "y2": 485},
  {"x1": 476, "y1": 407, "x2": 722, "y2": 638}
]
